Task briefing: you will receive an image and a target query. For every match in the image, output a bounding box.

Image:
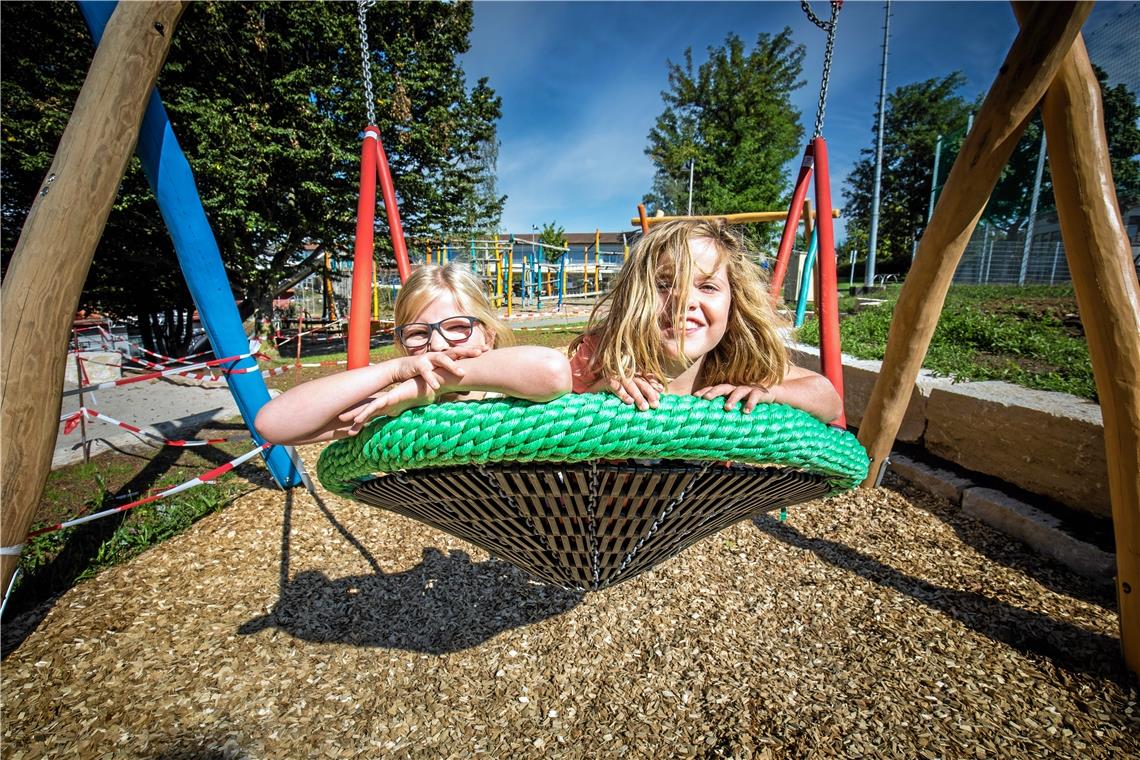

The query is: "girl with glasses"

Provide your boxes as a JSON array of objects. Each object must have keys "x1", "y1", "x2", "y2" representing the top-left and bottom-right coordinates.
[{"x1": 256, "y1": 264, "x2": 572, "y2": 445}]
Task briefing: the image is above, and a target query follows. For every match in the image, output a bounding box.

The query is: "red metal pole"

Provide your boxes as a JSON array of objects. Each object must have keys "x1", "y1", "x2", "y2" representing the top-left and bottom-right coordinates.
[
  {"x1": 769, "y1": 143, "x2": 815, "y2": 300},
  {"x1": 373, "y1": 135, "x2": 411, "y2": 284},
  {"x1": 347, "y1": 127, "x2": 379, "y2": 370},
  {"x1": 811, "y1": 136, "x2": 846, "y2": 428}
]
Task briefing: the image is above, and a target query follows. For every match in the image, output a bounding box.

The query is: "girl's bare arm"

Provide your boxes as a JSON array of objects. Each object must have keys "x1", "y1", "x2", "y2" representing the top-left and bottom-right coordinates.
[
  {"x1": 342, "y1": 346, "x2": 573, "y2": 429},
  {"x1": 254, "y1": 347, "x2": 481, "y2": 445}
]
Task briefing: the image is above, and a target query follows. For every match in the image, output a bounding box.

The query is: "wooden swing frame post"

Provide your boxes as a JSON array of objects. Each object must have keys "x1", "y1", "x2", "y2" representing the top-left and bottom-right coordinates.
[
  {"x1": 1010, "y1": 1, "x2": 1140, "y2": 677},
  {"x1": 858, "y1": 0, "x2": 1091, "y2": 478},
  {"x1": 858, "y1": 1, "x2": 1140, "y2": 676},
  {"x1": 0, "y1": 1, "x2": 188, "y2": 593}
]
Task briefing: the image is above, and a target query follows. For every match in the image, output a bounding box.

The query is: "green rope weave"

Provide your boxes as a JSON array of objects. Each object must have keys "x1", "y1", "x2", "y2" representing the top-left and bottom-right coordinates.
[{"x1": 318, "y1": 394, "x2": 869, "y2": 497}]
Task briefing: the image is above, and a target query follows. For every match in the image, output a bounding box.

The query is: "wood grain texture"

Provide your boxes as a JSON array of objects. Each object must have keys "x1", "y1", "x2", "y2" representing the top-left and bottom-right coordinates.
[
  {"x1": 1, "y1": 1, "x2": 187, "y2": 591},
  {"x1": 1018, "y1": 9, "x2": 1140, "y2": 677},
  {"x1": 857, "y1": 2, "x2": 1093, "y2": 484}
]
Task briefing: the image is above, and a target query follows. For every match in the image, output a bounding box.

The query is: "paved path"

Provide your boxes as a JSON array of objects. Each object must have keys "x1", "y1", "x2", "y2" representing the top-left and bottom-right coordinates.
[{"x1": 55, "y1": 377, "x2": 243, "y2": 469}]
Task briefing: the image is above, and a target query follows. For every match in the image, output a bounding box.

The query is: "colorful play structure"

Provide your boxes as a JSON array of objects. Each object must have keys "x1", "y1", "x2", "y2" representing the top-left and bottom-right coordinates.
[{"x1": 0, "y1": 1, "x2": 1136, "y2": 676}]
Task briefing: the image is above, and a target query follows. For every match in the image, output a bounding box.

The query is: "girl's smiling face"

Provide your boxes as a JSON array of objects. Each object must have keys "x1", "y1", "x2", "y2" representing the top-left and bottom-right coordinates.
[
  {"x1": 657, "y1": 236, "x2": 732, "y2": 372},
  {"x1": 400, "y1": 291, "x2": 493, "y2": 355}
]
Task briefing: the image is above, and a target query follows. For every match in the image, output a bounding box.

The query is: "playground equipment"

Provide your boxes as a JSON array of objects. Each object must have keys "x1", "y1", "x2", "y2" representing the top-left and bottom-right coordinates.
[
  {"x1": 1, "y1": 0, "x2": 1134, "y2": 676},
  {"x1": 316, "y1": 0, "x2": 867, "y2": 592},
  {"x1": 0, "y1": 2, "x2": 307, "y2": 594}
]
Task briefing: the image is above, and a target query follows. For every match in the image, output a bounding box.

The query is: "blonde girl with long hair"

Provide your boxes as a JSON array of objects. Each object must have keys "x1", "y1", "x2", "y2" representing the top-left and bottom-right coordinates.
[
  {"x1": 568, "y1": 219, "x2": 842, "y2": 424},
  {"x1": 257, "y1": 263, "x2": 572, "y2": 445}
]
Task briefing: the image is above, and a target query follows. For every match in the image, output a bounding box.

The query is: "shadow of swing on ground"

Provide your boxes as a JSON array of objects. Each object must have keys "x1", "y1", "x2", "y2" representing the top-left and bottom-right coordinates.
[
  {"x1": 750, "y1": 512, "x2": 1125, "y2": 682},
  {"x1": 238, "y1": 490, "x2": 583, "y2": 654},
  {"x1": 238, "y1": 551, "x2": 583, "y2": 654}
]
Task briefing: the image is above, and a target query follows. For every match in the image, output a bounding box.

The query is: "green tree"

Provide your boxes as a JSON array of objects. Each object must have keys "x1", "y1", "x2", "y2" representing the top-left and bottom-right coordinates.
[
  {"x1": 537, "y1": 222, "x2": 568, "y2": 264},
  {"x1": 1096, "y1": 65, "x2": 1140, "y2": 206},
  {"x1": 1, "y1": 1, "x2": 502, "y2": 350},
  {"x1": 842, "y1": 73, "x2": 973, "y2": 272},
  {"x1": 644, "y1": 30, "x2": 806, "y2": 236}
]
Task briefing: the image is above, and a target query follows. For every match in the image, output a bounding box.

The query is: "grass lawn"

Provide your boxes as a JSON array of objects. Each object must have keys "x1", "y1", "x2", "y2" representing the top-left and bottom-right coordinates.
[{"x1": 796, "y1": 284, "x2": 1096, "y2": 402}]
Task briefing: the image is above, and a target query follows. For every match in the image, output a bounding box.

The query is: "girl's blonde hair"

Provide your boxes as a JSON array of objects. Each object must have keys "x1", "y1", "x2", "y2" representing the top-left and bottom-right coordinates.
[
  {"x1": 569, "y1": 219, "x2": 788, "y2": 387},
  {"x1": 393, "y1": 263, "x2": 515, "y2": 353}
]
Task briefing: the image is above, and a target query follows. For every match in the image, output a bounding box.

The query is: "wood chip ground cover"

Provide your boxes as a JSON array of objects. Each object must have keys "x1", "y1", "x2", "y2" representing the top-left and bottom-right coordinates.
[{"x1": 2, "y1": 445, "x2": 1135, "y2": 759}]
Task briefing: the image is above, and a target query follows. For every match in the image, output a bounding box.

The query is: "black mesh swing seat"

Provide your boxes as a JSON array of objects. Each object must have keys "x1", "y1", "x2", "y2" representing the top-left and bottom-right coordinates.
[{"x1": 318, "y1": 394, "x2": 869, "y2": 591}]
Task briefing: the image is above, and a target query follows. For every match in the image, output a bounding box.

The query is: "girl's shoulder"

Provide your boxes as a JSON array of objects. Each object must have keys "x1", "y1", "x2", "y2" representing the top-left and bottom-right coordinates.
[{"x1": 568, "y1": 333, "x2": 602, "y2": 393}]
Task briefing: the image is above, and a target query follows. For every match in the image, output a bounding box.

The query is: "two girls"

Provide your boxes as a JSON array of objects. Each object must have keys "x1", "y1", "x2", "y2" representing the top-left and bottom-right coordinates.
[{"x1": 255, "y1": 220, "x2": 840, "y2": 446}]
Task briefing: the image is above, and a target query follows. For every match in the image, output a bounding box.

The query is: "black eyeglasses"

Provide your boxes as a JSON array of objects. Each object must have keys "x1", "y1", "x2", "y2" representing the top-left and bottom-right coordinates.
[{"x1": 394, "y1": 315, "x2": 481, "y2": 350}]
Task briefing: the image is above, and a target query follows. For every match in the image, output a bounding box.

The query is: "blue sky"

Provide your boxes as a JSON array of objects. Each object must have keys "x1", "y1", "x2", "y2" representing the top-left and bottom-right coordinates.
[{"x1": 460, "y1": 1, "x2": 1134, "y2": 241}]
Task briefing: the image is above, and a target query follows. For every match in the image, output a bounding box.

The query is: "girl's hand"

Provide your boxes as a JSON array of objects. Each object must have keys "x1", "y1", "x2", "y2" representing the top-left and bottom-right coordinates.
[
  {"x1": 607, "y1": 374, "x2": 664, "y2": 411},
  {"x1": 693, "y1": 383, "x2": 776, "y2": 414},
  {"x1": 338, "y1": 346, "x2": 487, "y2": 432},
  {"x1": 386, "y1": 345, "x2": 486, "y2": 387}
]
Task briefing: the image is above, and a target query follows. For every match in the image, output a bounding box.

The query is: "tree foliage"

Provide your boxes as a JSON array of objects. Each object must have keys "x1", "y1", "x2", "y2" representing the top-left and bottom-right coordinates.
[
  {"x1": 643, "y1": 30, "x2": 806, "y2": 236},
  {"x1": 1, "y1": 1, "x2": 502, "y2": 350},
  {"x1": 1097, "y1": 65, "x2": 1140, "y2": 206},
  {"x1": 536, "y1": 222, "x2": 568, "y2": 263},
  {"x1": 843, "y1": 65, "x2": 1140, "y2": 274},
  {"x1": 841, "y1": 73, "x2": 973, "y2": 272}
]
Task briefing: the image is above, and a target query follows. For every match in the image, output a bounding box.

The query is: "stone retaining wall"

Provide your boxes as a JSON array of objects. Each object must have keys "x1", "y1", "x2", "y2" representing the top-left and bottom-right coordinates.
[{"x1": 788, "y1": 343, "x2": 1109, "y2": 519}]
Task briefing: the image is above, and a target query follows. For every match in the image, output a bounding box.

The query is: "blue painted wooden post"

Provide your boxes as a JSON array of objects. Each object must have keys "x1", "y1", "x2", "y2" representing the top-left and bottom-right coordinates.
[{"x1": 79, "y1": 1, "x2": 302, "y2": 488}]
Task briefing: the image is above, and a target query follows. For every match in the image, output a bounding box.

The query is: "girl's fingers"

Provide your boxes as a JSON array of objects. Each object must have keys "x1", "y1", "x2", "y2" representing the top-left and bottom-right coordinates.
[
  {"x1": 608, "y1": 379, "x2": 636, "y2": 407},
  {"x1": 723, "y1": 386, "x2": 750, "y2": 411},
  {"x1": 444, "y1": 345, "x2": 483, "y2": 361},
  {"x1": 696, "y1": 384, "x2": 732, "y2": 400},
  {"x1": 416, "y1": 361, "x2": 441, "y2": 390},
  {"x1": 623, "y1": 379, "x2": 650, "y2": 411},
  {"x1": 429, "y1": 353, "x2": 464, "y2": 377},
  {"x1": 634, "y1": 377, "x2": 660, "y2": 408},
  {"x1": 338, "y1": 399, "x2": 373, "y2": 422}
]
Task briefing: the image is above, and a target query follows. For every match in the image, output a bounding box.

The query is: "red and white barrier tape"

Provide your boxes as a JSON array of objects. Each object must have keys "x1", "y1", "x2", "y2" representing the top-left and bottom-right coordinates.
[
  {"x1": 61, "y1": 351, "x2": 259, "y2": 397},
  {"x1": 60, "y1": 407, "x2": 240, "y2": 447},
  {"x1": 137, "y1": 346, "x2": 212, "y2": 365},
  {"x1": 273, "y1": 318, "x2": 349, "y2": 346},
  {"x1": 0, "y1": 443, "x2": 273, "y2": 553}
]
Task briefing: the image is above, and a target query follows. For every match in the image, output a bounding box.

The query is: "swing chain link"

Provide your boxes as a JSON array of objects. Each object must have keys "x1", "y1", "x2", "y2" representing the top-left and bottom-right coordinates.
[
  {"x1": 612, "y1": 461, "x2": 712, "y2": 584},
  {"x1": 587, "y1": 460, "x2": 601, "y2": 590},
  {"x1": 801, "y1": 0, "x2": 842, "y2": 138},
  {"x1": 357, "y1": 0, "x2": 378, "y2": 127}
]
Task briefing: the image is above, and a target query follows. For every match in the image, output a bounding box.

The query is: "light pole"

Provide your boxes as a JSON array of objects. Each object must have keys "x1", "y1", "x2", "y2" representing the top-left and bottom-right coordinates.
[
  {"x1": 865, "y1": 0, "x2": 891, "y2": 290},
  {"x1": 687, "y1": 158, "x2": 695, "y2": 216}
]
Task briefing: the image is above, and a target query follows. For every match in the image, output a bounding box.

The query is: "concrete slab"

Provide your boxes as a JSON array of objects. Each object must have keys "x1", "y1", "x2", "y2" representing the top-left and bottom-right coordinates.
[
  {"x1": 888, "y1": 454, "x2": 974, "y2": 504},
  {"x1": 961, "y1": 487, "x2": 1116, "y2": 585},
  {"x1": 54, "y1": 377, "x2": 244, "y2": 469}
]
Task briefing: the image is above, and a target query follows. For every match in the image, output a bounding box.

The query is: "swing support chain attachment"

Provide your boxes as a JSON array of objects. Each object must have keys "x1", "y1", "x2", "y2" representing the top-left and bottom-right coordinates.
[
  {"x1": 801, "y1": 0, "x2": 842, "y2": 138},
  {"x1": 356, "y1": 0, "x2": 379, "y2": 127}
]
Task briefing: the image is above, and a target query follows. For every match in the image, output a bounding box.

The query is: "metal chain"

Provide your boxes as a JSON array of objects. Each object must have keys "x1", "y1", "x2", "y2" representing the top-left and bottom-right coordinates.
[
  {"x1": 801, "y1": 0, "x2": 842, "y2": 138},
  {"x1": 356, "y1": 0, "x2": 378, "y2": 126},
  {"x1": 587, "y1": 460, "x2": 601, "y2": 590},
  {"x1": 612, "y1": 462, "x2": 712, "y2": 583}
]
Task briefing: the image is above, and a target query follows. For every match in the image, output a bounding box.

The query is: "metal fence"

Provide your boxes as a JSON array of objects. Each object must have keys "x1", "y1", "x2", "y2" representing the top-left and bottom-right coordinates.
[{"x1": 953, "y1": 237, "x2": 1071, "y2": 286}]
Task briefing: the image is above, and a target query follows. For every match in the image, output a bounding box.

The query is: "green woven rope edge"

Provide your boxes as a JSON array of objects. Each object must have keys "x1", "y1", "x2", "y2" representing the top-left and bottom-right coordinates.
[{"x1": 317, "y1": 394, "x2": 870, "y2": 497}]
